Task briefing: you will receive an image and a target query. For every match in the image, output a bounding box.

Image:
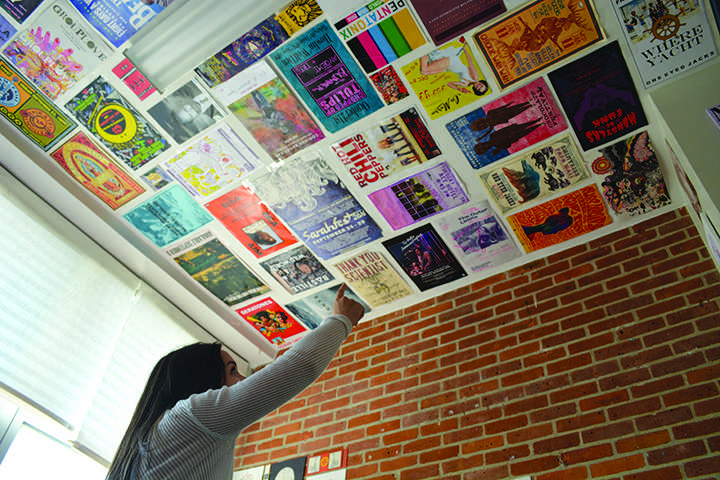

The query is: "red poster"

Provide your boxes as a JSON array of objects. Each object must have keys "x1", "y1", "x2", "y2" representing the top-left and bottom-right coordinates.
[
  {"x1": 205, "y1": 186, "x2": 297, "y2": 258},
  {"x1": 236, "y1": 298, "x2": 307, "y2": 349}
]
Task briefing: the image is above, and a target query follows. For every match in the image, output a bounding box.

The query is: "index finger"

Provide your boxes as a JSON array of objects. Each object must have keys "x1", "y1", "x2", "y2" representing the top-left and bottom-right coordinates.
[{"x1": 336, "y1": 283, "x2": 347, "y2": 300}]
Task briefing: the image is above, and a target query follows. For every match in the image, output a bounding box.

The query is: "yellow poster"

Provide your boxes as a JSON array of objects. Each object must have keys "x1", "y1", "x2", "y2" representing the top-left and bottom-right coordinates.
[{"x1": 275, "y1": 0, "x2": 322, "y2": 35}]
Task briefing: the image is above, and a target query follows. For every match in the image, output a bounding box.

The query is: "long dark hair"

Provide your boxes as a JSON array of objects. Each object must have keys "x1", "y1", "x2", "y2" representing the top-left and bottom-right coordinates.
[{"x1": 106, "y1": 342, "x2": 224, "y2": 480}]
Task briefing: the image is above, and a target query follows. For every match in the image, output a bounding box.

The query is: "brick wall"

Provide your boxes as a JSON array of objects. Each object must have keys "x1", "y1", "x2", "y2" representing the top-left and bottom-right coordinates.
[{"x1": 233, "y1": 207, "x2": 720, "y2": 480}]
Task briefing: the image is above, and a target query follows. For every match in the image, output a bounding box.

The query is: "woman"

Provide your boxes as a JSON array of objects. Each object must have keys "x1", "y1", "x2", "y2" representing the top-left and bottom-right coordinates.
[{"x1": 107, "y1": 284, "x2": 365, "y2": 480}]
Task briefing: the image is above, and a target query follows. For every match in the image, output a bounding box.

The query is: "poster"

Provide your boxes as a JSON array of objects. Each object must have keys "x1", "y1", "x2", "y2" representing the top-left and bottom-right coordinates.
[
  {"x1": 0, "y1": 0, "x2": 42, "y2": 23},
  {"x1": 409, "y1": 0, "x2": 506, "y2": 46},
  {"x1": 236, "y1": 298, "x2": 307, "y2": 349},
  {"x1": 275, "y1": 0, "x2": 323, "y2": 35},
  {"x1": 369, "y1": 65, "x2": 409, "y2": 104},
  {"x1": 330, "y1": 106, "x2": 441, "y2": 188},
  {"x1": 226, "y1": 62, "x2": 324, "y2": 161},
  {"x1": 383, "y1": 223, "x2": 467, "y2": 291},
  {"x1": 507, "y1": 184, "x2": 613, "y2": 253},
  {"x1": 140, "y1": 166, "x2": 173, "y2": 192},
  {"x1": 249, "y1": 154, "x2": 382, "y2": 260},
  {"x1": 401, "y1": 38, "x2": 491, "y2": 120},
  {"x1": 446, "y1": 77, "x2": 567, "y2": 169},
  {"x1": 594, "y1": 130, "x2": 671, "y2": 216},
  {"x1": 112, "y1": 58, "x2": 155, "y2": 101},
  {"x1": 233, "y1": 465, "x2": 268, "y2": 480},
  {"x1": 69, "y1": 0, "x2": 168, "y2": 47},
  {"x1": 479, "y1": 135, "x2": 588, "y2": 213},
  {"x1": 168, "y1": 230, "x2": 269, "y2": 307},
  {"x1": 475, "y1": 0, "x2": 603, "y2": 88},
  {"x1": 334, "y1": 0, "x2": 426, "y2": 74},
  {"x1": 205, "y1": 185, "x2": 297, "y2": 259},
  {"x1": 0, "y1": 14, "x2": 16, "y2": 45},
  {"x1": 334, "y1": 251, "x2": 413, "y2": 307},
  {"x1": 260, "y1": 245, "x2": 334, "y2": 294},
  {"x1": 306, "y1": 448, "x2": 347, "y2": 476},
  {"x1": 612, "y1": 0, "x2": 717, "y2": 88},
  {"x1": 286, "y1": 284, "x2": 370, "y2": 329},
  {"x1": 3, "y1": 1, "x2": 112, "y2": 100},
  {"x1": 123, "y1": 184, "x2": 214, "y2": 247},
  {"x1": 65, "y1": 76, "x2": 169, "y2": 170},
  {"x1": 148, "y1": 79, "x2": 224, "y2": 145},
  {"x1": 269, "y1": 457, "x2": 308, "y2": 480},
  {"x1": 548, "y1": 41, "x2": 648, "y2": 151},
  {"x1": 368, "y1": 162, "x2": 470, "y2": 230},
  {"x1": 50, "y1": 132, "x2": 145, "y2": 209},
  {"x1": 436, "y1": 201, "x2": 520, "y2": 273},
  {"x1": 0, "y1": 58, "x2": 75, "y2": 151},
  {"x1": 270, "y1": 21, "x2": 383, "y2": 133},
  {"x1": 162, "y1": 124, "x2": 262, "y2": 197}
]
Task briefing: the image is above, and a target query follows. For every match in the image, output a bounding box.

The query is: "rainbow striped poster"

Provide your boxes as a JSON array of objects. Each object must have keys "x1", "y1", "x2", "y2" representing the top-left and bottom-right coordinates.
[{"x1": 334, "y1": 0, "x2": 426, "y2": 74}]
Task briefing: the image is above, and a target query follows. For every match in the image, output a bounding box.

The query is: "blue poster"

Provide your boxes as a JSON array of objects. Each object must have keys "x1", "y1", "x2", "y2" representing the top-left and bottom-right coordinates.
[
  {"x1": 0, "y1": 13, "x2": 16, "y2": 45},
  {"x1": 249, "y1": 154, "x2": 382, "y2": 260},
  {"x1": 69, "y1": 0, "x2": 166, "y2": 47},
  {"x1": 270, "y1": 21, "x2": 382, "y2": 133},
  {"x1": 123, "y1": 184, "x2": 213, "y2": 247}
]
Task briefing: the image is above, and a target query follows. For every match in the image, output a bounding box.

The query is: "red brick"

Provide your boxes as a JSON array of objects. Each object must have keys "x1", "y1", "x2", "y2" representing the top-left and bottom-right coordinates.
[
  {"x1": 549, "y1": 353, "x2": 593, "y2": 376},
  {"x1": 485, "y1": 444, "x2": 530, "y2": 464},
  {"x1": 507, "y1": 423, "x2": 553, "y2": 444},
  {"x1": 510, "y1": 455, "x2": 560, "y2": 475},
  {"x1": 534, "y1": 432, "x2": 581, "y2": 454},
  {"x1": 615, "y1": 430, "x2": 671, "y2": 453},
  {"x1": 461, "y1": 464, "x2": 507, "y2": 480},
  {"x1": 630, "y1": 375, "x2": 684, "y2": 398},
  {"x1": 504, "y1": 394, "x2": 549, "y2": 416},
  {"x1": 663, "y1": 383, "x2": 720, "y2": 407},
  {"x1": 635, "y1": 406, "x2": 693, "y2": 431},
  {"x1": 589, "y1": 454, "x2": 646, "y2": 477},
  {"x1": 461, "y1": 433, "x2": 504, "y2": 454},
  {"x1": 650, "y1": 351, "x2": 706, "y2": 378},
  {"x1": 549, "y1": 382, "x2": 599, "y2": 404},
  {"x1": 684, "y1": 456, "x2": 720, "y2": 477},
  {"x1": 579, "y1": 390, "x2": 630, "y2": 412},
  {"x1": 608, "y1": 397, "x2": 662, "y2": 421},
  {"x1": 561, "y1": 443, "x2": 613, "y2": 465},
  {"x1": 557, "y1": 411, "x2": 606, "y2": 433},
  {"x1": 484, "y1": 414, "x2": 528, "y2": 435},
  {"x1": 646, "y1": 440, "x2": 707, "y2": 465},
  {"x1": 530, "y1": 402, "x2": 577, "y2": 424},
  {"x1": 581, "y1": 420, "x2": 635, "y2": 443},
  {"x1": 536, "y1": 466, "x2": 588, "y2": 480},
  {"x1": 673, "y1": 417, "x2": 720, "y2": 440},
  {"x1": 621, "y1": 466, "x2": 683, "y2": 480},
  {"x1": 598, "y1": 369, "x2": 651, "y2": 391}
]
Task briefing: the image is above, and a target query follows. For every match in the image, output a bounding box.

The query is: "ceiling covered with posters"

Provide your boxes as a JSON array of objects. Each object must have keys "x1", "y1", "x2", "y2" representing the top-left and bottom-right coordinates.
[{"x1": 0, "y1": 0, "x2": 718, "y2": 367}]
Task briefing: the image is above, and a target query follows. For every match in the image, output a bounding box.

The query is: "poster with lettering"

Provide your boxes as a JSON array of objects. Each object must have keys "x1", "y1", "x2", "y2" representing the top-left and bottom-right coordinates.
[
  {"x1": 140, "y1": 166, "x2": 173, "y2": 192},
  {"x1": 548, "y1": 41, "x2": 648, "y2": 151},
  {"x1": 436, "y1": 201, "x2": 520, "y2": 273},
  {"x1": 479, "y1": 136, "x2": 589, "y2": 214},
  {"x1": 50, "y1": 132, "x2": 145, "y2": 210},
  {"x1": 162, "y1": 124, "x2": 262, "y2": 197},
  {"x1": 69, "y1": 0, "x2": 169, "y2": 47},
  {"x1": 446, "y1": 77, "x2": 567, "y2": 169},
  {"x1": 409, "y1": 0, "x2": 506, "y2": 46},
  {"x1": 3, "y1": 1, "x2": 112, "y2": 100},
  {"x1": 474, "y1": 0, "x2": 603, "y2": 89},
  {"x1": 270, "y1": 21, "x2": 383, "y2": 133},
  {"x1": 382, "y1": 223, "x2": 466, "y2": 291},
  {"x1": 368, "y1": 162, "x2": 469, "y2": 230},
  {"x1": 369, "y1": 65, "x2": 409, "y2": 104},
  {"x1": 333, "y1": 251, "x2": 413, "y2": 307},
  {"x1": 330, "y1": 106, "x2": 441, "y2": 188},
  {"x1": 0, "y1": 58, "x2": 75, "y2": 151},
  {"x1": 401, "y1": 38, "x2": 491, "y2": 120},
  {"x1": 0, "y1": 0, "x2": 42, "y2": 23},
  {"x1": 0, "y1": 14, "x2": 17, "y2": 46},
  {"x1": 260, "y1": 245, "x2": 334, "y2": 294},
  {"x1": 593, "y1": 130, "x2": 671, "y2": 215},
  {"x1": 112, "y1": 58, "x2": 156, "y2": 101},
  {"x1": 612, "y1": 0, "x2": 717, "y2": 88},
  {"x1": 275, "y1": 0, "x2": 323, "y2": 35},
  {"x1": 507, "y1": 184, "x2": 613, "y2": 253},
  {"x1": 286, "y1": 284, "x2": 370, "y2": 329},
  {"x1": 334, "y1": 0, "x2": 426, "y2": 74},
  {"x1": 204, "y1": 185, "x2": 297, "y2": 259},
  {"x1": 248, "y1": 154, "x2": 383, "y2": 260},
  {"x1": 167, "y1": 230, "x2": 269, "y2": 307},
  {"x1": 65, "y1": 76, "x2": 169, "y2": 170},
  {"x1": 123, "y1": 184, "x2": 214, "y2": 248},
  {"x1": 237, "y1": 298, "x2": 307, "y2": 349}
]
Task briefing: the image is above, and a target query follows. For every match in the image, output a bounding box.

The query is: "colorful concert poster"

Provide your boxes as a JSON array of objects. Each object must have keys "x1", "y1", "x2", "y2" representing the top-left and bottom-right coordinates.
[
  {"x1": 65, "y1": 77, "x2": 169, "y2": 170},
  {"x1": 548, "y1": 41, "x2": 648, "y2": 151},
  {"x1": 260, "y1": 245, "x2": 334, "y2": 294},
  {"x1": 0, "y1": 0, "x2": 42, "y2": 23},
  {"x1": 168, "y1": 230, "x2": 269, "y2": 307},
  {"x1": 612, "y1": 0, "x2": 717, "y2": 88},
  {"x1": 334, "y1": 251, "x2": 413, "y2": 307},
  {"x1": 446, "y1": 77, "x2": 567, "y2": 169},
  {"x1": 479, "y1": 136, "x2": 589, "y2": 214},
  {"x1": 0, "y1": 14, "x2": 17, "y2": 45},
  {"x1": 275, "y1": 0, "x2": 323, "y2": 35},
  {"x1": 237, "y1": 298, "x2": 307, "y2": 349},
  {"x1": 286, "y1": 284, "x2": 370, "y2": 330},
  {"x1": 162, "y1": 124, "x2": 262, "y2": 197},
  {"x1": 123, "y1": 184, "x2": 214, "y2": 248},
  {"x1": 436, "y1": 201, "x2": 520, "y2": 273},
  {"x1": 507, "y1": 184, "x2": 613, "y2": 253},
  {"x1": 195, "y1": 15, "x2": 290, "y2": 88},
  {"x1": 3, "y1": 1, "x2": 112, "y2": 100},
  {"x1": 69, "y1": 0, "x2": 168, "y2": 47},
  {"x1": 270, "y1": 21, "x2": 383, "y2": 133},
  {"x1": 410, "y1": 0, "x2": 506, "y2": 46},
  {"x1": 330, "y1": 106, "x2": 441, "y2": 188},
  {"x1": 306, "y1": 448, "x2": 347, "y2": 476},
  {"x1": 50, "y1": 132, "x2": 145, "y2": 209},
  {"x1": 204, "y1": 185, "x2": 297, "y2": 259},
  {"x1": 334, "y1": 0, "x2": 426, "y2": 74},
  {"x1": 594, "y1": 130, "x2": 671, "y2": 216},
  {"x1": 383, "y1": 223, "x2": 466, "y2": 291},
  {"x1": 401, "y1": 38, "x2": 491, "y2": 120},
  {"x1": 140, "y1": 166, "x2": 173, "y2": 192},
  {"x1": 248, "y1": 154, "x2": 383, "y2": 260},
  {"x1": 0, "y1": 58, "x2": 76, "y2": 151},
  {"x1": 369, "y1": 65, "x2": 409, "y2": 104},
  {"x1": 475, "y1": 0, "x2": 603, "y2": 89},
  {"x1": 112, "y1": 58, "x2": 156, "y2": 101},
  {"x1": 368, "y1": 162, "x2": 470, "y2": 230}
]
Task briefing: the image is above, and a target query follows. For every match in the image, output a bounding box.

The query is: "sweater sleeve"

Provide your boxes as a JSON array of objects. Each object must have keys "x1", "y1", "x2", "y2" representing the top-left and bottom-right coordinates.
[{"x1": 184, "y1": 314, "x2": 353, "y2": 437}]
